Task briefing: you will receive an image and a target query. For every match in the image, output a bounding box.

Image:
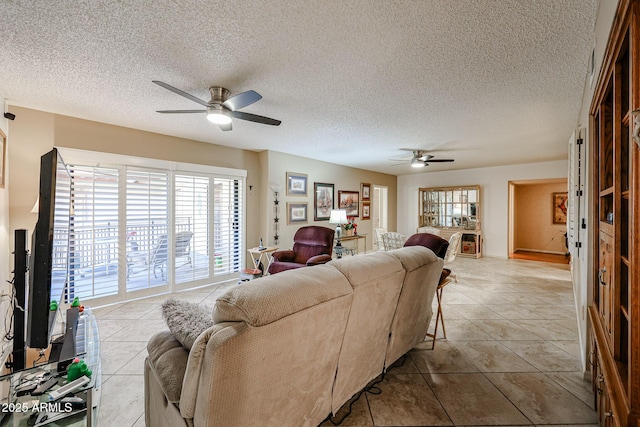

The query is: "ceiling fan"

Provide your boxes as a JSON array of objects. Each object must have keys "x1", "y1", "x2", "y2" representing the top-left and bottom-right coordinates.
[
  {"x1": 392, "y1": 149, "x2": 455, "y2": 168},
  {"x1": 152, "y1": 80, "x2": 281, "y2": 131}
]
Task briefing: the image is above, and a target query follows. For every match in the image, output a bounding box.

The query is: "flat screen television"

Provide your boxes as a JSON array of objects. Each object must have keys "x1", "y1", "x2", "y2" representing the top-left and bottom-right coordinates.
[{"x1": 26, "y1": 148, "x2": 72, "y2": 349}]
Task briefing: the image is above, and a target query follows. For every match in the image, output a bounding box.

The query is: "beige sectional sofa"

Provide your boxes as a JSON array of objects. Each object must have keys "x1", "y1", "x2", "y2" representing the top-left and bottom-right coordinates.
[{"x1": 144, "y1": 246, "x2": 443, "y2": 427}]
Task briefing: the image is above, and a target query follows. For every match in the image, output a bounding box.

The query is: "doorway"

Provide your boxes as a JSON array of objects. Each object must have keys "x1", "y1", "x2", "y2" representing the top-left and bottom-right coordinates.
[
  {"x1": 372, "y1": 185, "x2": 388, "y2": 250},
  {"x1": 508, "y1": 178, "x2": 569, "y2": 264}
]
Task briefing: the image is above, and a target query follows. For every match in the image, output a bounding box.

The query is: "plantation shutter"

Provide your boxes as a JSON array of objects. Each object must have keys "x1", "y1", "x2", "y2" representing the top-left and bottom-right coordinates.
[
  {"x1": 67, "y1": 166, "x2": 120, "y2": 300},
  {"x1": 213, "y1": 178, "x2": 243, "y2": 275},
  {"x1": 125, "y1": 169, "x2": 169, "y2": 291},
  {"x1": 174, "y1": 174, "x2": 209, "y2": 283}
]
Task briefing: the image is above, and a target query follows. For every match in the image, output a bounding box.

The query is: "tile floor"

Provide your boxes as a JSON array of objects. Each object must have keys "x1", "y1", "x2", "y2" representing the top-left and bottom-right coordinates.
[{"x1": 93, "y1": 256, "x2": 597, "y2": 427}]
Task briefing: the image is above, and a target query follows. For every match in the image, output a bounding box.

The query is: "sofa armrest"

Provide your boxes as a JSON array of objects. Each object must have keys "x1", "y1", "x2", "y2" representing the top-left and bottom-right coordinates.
[
  {"x1": 272, "y1": 249, "x2": 295, "y2": 262},
  {"x1": 306, "y1": 254, "x2": 332, "y2": 265}
]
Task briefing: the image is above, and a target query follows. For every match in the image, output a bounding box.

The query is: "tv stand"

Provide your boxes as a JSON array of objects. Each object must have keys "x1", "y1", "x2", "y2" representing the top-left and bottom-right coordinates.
[{"x1": 0, "y1": 308, "x2": 101, "y2": 426}]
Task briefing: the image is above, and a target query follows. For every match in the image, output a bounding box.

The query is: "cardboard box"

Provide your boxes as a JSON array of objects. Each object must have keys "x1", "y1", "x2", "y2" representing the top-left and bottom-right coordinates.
[{"x1": 462, "y1": 242, "x2": 476, "y2": 254}]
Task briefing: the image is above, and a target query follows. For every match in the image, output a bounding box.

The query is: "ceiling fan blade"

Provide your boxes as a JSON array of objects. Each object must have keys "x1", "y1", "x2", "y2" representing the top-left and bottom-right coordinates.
[
  {"x1": 219, "y1": 122, "x2": 232, "y2": 132},
  {"x1": 222, "y1": 90, "x2": 262, "y2": 111},
  {"x1": 152, "y1": 81, "x2": 210, "y2": 107},
  {"x1": 156, "y1": 109, "x2": 207, "y2": 114},
  {"x1": 231, "y1": 111, "x2": 281, "y2": 126},
  {"x1": 426, "y1": 159, "x2": 455, "y2": 162}
]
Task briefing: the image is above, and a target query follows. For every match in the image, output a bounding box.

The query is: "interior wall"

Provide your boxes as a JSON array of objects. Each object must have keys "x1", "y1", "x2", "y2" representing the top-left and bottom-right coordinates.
[
  {"x1": 264, "y1": 151, "x2": 397, "y2": 252},
  {"x1": 0, "y1": 100, "x2": 11, "y2": 370},
  {"x1": 397, "y1": 160, "x2": 568, "y2": 258},
  {"x1": 513, "y1": 181, "x2": 568, "y2": 254}
]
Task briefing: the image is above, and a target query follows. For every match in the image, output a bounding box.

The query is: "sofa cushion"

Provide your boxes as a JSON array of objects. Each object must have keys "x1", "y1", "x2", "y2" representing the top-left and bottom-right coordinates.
[
  {"x1": 147, "y1": 331, "x2": 189, "y2": 403},
  {"x1": 213, "y1": 264, "x2": 352, "y2": 326},
  {"x1": 162, "y1": 298, "x2": 214, "y2": 350}
]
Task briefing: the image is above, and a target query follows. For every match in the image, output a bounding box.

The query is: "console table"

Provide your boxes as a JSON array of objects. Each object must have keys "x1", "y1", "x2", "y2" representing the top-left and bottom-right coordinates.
[{"x1": 335, "y1": 234, "x2": 367, "y2": 258}]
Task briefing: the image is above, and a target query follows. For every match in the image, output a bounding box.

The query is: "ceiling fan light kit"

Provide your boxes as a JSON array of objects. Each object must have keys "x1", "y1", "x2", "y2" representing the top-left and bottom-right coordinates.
[
  {"x1": 411, "y1": 157, "x2": 426, "y2": 168},
  {"x1": 393, "y1": 149, "x2": 455, "y2": 168},
  {"x1": 206, "y1": 107, "x2": 232, "y2": 125},
  {"x1": 152, "y1": 81, "x2": 281, "y2": 131}
]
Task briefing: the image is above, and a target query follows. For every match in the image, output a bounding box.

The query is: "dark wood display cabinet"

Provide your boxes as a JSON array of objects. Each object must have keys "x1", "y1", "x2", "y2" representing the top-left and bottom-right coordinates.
[{"x1": 588, "y1": 1, "x2": 640, "y2": 426}]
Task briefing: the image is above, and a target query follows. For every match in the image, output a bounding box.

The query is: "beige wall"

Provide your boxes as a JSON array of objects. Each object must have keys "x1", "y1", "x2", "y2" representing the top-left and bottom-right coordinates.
[
  {"x1": 7, "y1": 106, "x2": 262, "y2": 256},
  {"x1": 263, "y1": 151, "x2": 397, "y2": 252},
  {"x1": 513, "y1": 180, "x2": 568, "y2": 254}
]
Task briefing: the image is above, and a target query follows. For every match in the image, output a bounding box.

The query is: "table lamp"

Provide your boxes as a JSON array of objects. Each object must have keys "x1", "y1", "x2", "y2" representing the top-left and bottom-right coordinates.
[{"x1": 329, "y1": 209, "x2": 348, "y2": 247}]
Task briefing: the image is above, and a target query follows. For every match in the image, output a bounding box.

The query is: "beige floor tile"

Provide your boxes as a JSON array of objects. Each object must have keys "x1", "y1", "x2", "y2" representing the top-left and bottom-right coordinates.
[
  {"x1": 485, "y1": 372, "x2": 597, "y2": 424},
  {"x1": 484, "y1": 304, "x2": 545, "y2": 320},
  {"x1": 549, "y1": 340, "x2": 582, "y2": 359},
  {"x1": 447, "y1": 304, "x2": 504, "y2": 319},
  {"x1": 423, "y1": 372, "x2": 531, "y2": 426},
  {"x1": 545, "y1": 371, "x2": 596, "y2": 409},
  {"x1": 410, "y1": 341, "x2": 478, "y2": 374},
  {"x1": 512, "y1": 319, "x2": 578, "y2": 340},
  {"x1": 501, "y1": 341, "x2": 582, "y2": 372},
  {"x1": 526, "y1": 304, "x2": 577, "y2": 320},
  {"x1": 98, "y1": 302, "x2": 160, "y2": 320},
  {"x1": 451, "y1": 341, "x2": 538, "y2": 373},
  {"x1": 116, "y1": 348, "x2": 149, "y2": 375},
  {"x1": 103, "y1": 319, "x2": 167, "y2": 342},
  {"x1": 473, "y1": 319, "x2": 544, "y2": 341},
  {"x1": 97, "y1": 375, "x2": 145, "y2": 426},
  {"x1": 96, "y1": 318, "x2": 134, "y2": 340},
  {"x1": 367, "y1": 373, "x2": 452, "y2": 426},
  {"x1": 437, "y1": 319, "x2": 494, "y2": 341},
  {"x1": 100, "y1": 340, "x2": 147, "y2": 375}
]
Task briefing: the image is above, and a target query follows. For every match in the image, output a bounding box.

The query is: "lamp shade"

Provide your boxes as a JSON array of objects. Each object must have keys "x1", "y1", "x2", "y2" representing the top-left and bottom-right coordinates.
[{"x1": 329, "y1": 209, "x2": 348, "y2": 225}]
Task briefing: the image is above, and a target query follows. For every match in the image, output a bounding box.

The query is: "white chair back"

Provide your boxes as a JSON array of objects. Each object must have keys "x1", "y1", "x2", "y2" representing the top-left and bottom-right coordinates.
[
  {"x1": 381, "y1": 232, "x2": 406, "y2": 251},
  {"x1": 374, "y1": 227, "x2": 387, "y2": 251},
  {"x1": 444, "y1": 232, "x2": 463, "y2": 263},
  {"x1": 417, "y1": 226, "x2": 441, "y2": 236}
]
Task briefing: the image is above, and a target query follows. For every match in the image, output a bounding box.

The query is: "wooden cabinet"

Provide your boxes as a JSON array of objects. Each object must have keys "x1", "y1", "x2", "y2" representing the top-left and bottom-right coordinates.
[
  {"x1": 418, "y1": 185, "x2": 482, "y2": 258},
  {"x1": 589, "y1": 1, "x2": 639, "y2": 426}
]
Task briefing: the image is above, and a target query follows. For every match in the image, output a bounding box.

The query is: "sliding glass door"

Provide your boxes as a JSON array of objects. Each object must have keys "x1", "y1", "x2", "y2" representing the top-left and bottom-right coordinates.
[{"x1": 64, "y1": 159, "x2": 244, "y2": 306}]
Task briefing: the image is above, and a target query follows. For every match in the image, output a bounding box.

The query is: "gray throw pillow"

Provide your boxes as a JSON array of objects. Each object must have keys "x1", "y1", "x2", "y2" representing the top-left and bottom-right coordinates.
[{"x1": 161, "y1": 298, "x2": 214, "y2": 350}]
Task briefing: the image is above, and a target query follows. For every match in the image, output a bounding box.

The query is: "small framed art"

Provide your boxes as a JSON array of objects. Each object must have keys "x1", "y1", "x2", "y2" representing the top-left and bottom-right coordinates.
[
  {"x1": 552, "y1": 192, "x2": 568, "y2": 224},
  {"x1": 314, "y1": 182, "x2": 334, "y2": 221},
  {"x1": 338, "y1": 190, "x2": 359, "y2": 217},
  {"x1": 361, "y1": 201, "x2": 371, "y2": 220},
  {"x1": 286, "y1": 172, "x2": 308, "y2": 196},
  {"x1": 361, "y1": 183, "x2": 371, "y2": 201},
  {"x1": 287, "y1": 202, "x2": 308, "y2": 224}
]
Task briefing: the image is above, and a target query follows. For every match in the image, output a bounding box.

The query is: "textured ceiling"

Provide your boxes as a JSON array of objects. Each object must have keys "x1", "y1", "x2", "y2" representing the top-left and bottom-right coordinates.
[{"x1": 0, "y1": 1, "x2": 598, "y2": 175}]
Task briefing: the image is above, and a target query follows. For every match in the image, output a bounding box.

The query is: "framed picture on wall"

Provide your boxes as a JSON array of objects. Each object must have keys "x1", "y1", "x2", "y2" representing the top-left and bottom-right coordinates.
[
  {"x1": 361, "y1": 182, "x2": 371, "y2": 201},
  {"x1": 314, "y1": 182, "x2": 334, "y2": 221},
  {"x1": 361, "y1": 201, "x2": 371, "y2": 220},
  {"x1": 287, "y1": 202, "x2": 308, "y2": 224},
  {"x1": 338, "y1": 190, "x2": 359, "y2": 217},
  {"x1": 286, "y1": 172, "x2": 308, "y2": 196},
  {"x1": 552, "y1": 192, "x2": 568, "y2": 224}
]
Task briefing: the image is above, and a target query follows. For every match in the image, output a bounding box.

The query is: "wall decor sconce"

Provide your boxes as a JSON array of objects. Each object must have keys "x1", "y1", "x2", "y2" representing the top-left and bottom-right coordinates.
[{"x1": 270, "y1": 185, "x2": 281, "y2": 244}]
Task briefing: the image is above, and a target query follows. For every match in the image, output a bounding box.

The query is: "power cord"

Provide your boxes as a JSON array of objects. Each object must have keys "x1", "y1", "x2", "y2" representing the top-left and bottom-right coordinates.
[{"x1": 323, "y1": 354, "x2": 409, "y2": 425}]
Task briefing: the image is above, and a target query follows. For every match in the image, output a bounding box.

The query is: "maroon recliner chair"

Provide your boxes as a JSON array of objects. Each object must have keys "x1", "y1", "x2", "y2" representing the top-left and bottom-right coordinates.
[
  {"x1": 268, "y1": 226, "x2": 335, "y2": 274},
  {"x1": 403, "y1": 232, "x2": 449, "y2": 259}
]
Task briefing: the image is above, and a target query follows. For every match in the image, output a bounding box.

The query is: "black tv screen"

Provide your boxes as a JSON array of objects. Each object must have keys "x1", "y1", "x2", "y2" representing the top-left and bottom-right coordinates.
[{"x1": 26, "y1": 148, "x2": 71, "y2": 349}]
